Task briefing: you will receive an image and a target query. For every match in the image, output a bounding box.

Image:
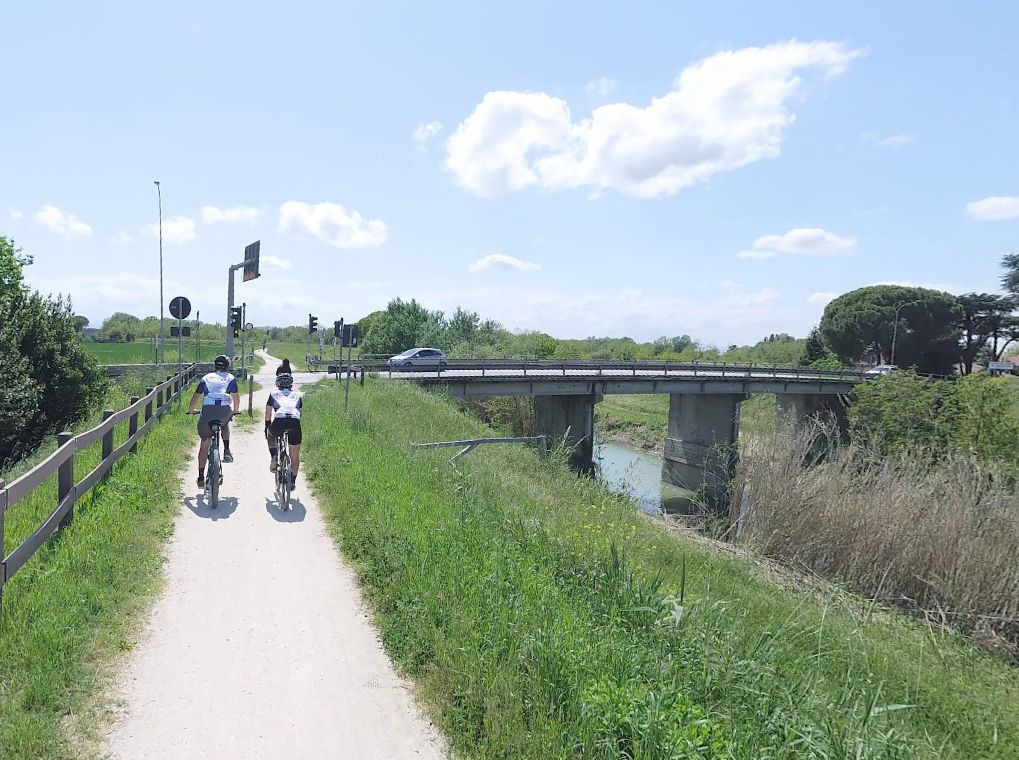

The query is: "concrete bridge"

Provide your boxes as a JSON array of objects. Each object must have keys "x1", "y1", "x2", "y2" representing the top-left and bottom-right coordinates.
[{"x1": 360, "y1": 360, "x2": 863, "y2": 508}]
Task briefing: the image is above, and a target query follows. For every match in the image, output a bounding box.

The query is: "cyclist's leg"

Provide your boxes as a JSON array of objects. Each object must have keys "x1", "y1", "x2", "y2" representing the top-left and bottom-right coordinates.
[
  {"x1": 221, "y1": 417, "x2": 233, "y2": 462},
  {"x1": 267, "y1": 418, "x2": 283, "y2": 472},
  {"x1": 196, "y1": 409, "x2": 213, "y2": 485},
  {"x1": 288, "y1": 421, "x2": 303, "y2": 485}
]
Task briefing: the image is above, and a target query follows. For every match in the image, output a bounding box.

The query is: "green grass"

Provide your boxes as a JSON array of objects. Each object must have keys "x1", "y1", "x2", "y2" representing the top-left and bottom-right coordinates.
[
  {"x1": 0, "y1": 392, "x2": 195, "y2": 759},
  {"x1": 264, "y1": 341, "x2": 362, "y2": 372},
  {"x1": 83, "y1": 341, "x2": 232, "y2": 365},
  {"x1": 303, "y1": 379, "x2": 1019, "y2": 758}
]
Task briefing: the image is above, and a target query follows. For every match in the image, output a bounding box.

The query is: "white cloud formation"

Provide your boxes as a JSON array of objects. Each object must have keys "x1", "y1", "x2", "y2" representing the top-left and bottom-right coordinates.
[
  {"x1": 278, "y1": 201, "x2": 387, "y2": 249},
  {"x1": 585, "y1": 77, "x2": 616, "y2": 98},
  {"x1": 33, "y1": 205, "x2": 92, "y2": 237},
  {"x1": 8, "y1": 207, "x2": 23, "y2": 220},
  {"x1": 145, "y1": 216, "x2": 196, "y2": 244},
  {"x1": 965, "y1": 196, "x2": 1019, "y2": 221},
  {"x1": 201, "y1": 205, "x2": 261, "y2": 224},
  {"x1": 808, "y1": 291, "x2": 838, "y2": 305},
  {"x1": 861, "y1": 131, "x2": 914, "y2": 148},
  {"x1": 112, "y1": 231, "x2": 135, "y2": 245},
  {"x1": 413, "y1": 121, "x2": 444, "y2": 145},
  {"x1": 446, "y1": 40, "x2": 861, "y2": 198},
  {"x1": 738, "y1": 227, "x2": 857, "y2": 260},
  {"x1": 468, "y1": 253, "x2": 542, "y2": 273},
  {"x1": 262, "y1": 255, "x2": 293, "y2": 270}
]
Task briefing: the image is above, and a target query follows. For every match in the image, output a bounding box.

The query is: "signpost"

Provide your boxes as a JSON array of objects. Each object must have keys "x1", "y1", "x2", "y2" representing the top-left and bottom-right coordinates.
[
  {"x1": 227, "y1": 241, "x2": 260, "y2": 361},
  {"x1": 988, "y1": 360, "x2": 1014, "y2": 376},
  {"x1": 341, "y1": 321, "x2": 359, "y2": 412},
  {"x1": 169, "y1": 296, "x2": 192, "y2": 373}
]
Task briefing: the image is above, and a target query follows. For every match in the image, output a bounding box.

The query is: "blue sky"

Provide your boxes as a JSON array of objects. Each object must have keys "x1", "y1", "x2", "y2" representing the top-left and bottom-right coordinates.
[{"x1": 3, "y1": 1, "x2": 1017, "y2": 345}]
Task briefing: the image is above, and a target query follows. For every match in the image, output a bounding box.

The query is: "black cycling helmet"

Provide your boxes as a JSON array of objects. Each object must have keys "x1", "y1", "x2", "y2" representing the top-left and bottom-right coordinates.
[
  {"x1": 275, "y1": 373, "x2": 294, "y2": 389},
  {"x1": 214, "y1": 354, "x2": 230, "y2": 370}
]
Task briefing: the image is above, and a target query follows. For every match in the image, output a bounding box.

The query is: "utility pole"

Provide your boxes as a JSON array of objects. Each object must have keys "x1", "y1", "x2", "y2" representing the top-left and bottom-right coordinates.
[{"x1": 153, "y1": 180, "x2": 164, "y2": 365}]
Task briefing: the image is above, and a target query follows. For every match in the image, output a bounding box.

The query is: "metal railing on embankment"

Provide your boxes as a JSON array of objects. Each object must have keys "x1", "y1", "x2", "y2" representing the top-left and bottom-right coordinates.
[{"x1": 0, "y1": 364, "x2": 198, "y2": 603}]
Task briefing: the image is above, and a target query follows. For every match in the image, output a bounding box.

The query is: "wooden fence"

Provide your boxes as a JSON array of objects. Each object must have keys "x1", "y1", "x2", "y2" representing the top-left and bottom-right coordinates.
[{"x1": 0, "y1": 364, "x2": 197, "y2": 603}]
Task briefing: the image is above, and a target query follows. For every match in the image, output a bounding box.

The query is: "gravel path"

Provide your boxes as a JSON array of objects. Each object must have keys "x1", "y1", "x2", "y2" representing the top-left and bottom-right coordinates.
[{"x1": 103, "y1": 353, "x2": 445, "y2": 759}]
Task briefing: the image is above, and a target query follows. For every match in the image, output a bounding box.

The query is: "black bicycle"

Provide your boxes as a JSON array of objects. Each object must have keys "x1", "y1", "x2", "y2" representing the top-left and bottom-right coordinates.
[
  {"x1": 191, "y1": 412, "x2": 234, "y2": 508},
  {"x1": 274, "y1": 428, "x2": 293, "y2": 510}
]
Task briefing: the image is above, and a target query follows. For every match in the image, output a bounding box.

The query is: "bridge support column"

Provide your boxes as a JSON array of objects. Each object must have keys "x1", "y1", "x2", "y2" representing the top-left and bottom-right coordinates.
[
  {"x1": 534, "y1": 394, "x2": 596, "y2": 474},
  {"x1": 662, "y1": 394, "x2": 744, "y2": 510},
  {"x1": 776, "y1": 394, "x2": 849, "y2": 439}
]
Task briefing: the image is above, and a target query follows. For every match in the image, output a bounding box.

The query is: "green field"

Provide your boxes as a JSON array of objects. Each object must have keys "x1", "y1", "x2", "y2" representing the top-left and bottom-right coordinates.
[
  {"x1": 303, "y1": 378, "x2": 1019, "y2": 758},
  {"x1": 84, "y1": 341, "x2": 233, "y2": 365}
]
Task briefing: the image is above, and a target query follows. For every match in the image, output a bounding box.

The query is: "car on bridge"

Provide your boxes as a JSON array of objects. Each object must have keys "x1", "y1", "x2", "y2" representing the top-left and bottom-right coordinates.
[
  {"x1": 864, "y1": 364, "x2": 899, "y2": 377},
  {"x1": 388, "y1": 347, "x2": 449, "y2": 368}
]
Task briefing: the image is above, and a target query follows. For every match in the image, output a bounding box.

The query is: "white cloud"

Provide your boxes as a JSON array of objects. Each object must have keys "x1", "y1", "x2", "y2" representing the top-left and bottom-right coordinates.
[
  {"x1": 145, "y1": 216, "x2": 196, "y2": 244},
  {"x1": 112, "y1": 231, "x2": 135, "y2": 245},
  {"x1": 8, "y1": 207, "x2": 23, "y2": 220},
  {"x1": 468, "y1": 253, "x2": 542, "y2": 273},
  {"x1": 278, "y1": 201, "x2": 387, "y2": 249},
  {"x1": 861, "y1": 131, "x2": 914, "y2": 148},
  {"x1": 412, "y1": 121, "x2": 444, "y2": 145},
  {"x1": 965, "y1": 196, "x2": 1019, "y2": 221},
  {"x1": 201, "y1": 205, "x2": 261, "y2": 224},
  {"x1": 33, "y1": 205, "x2": 92, "y2": 237},
  {"x1": 446, "y1": 40, "x2": 861, "y2": 198},
  {"x1": 262, "y1": 255, "x2": 293, "y2": 270},
  {"x1": 585, "y1": 77, "x2": 616, "y2": 98},
  {"x1": 738, "y1": 227, "x2": 857, "y2": 260},
  {"x1": 808, "y1": 291, "x2": 837, "y2": 305}
]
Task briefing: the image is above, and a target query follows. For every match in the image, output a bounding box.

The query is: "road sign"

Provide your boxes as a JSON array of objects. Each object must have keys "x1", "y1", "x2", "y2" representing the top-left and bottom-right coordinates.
[
  {"x1": 170, "y1": 325, "x2": 192, "y2": 337},
  {"x1": 243, "y1": 240, "x2": 260, "y2": 282},
  {"x1": 244, "y1": 322, "x2": 254, "y2": 332},
  {"x1": 988, "y1": 361, "x2": 1013, "y2": 373},
  {"x1": 169, "y1": 296, "x2": 191, "y2": 320},
  {"x1": 342, "y1": 323, "x2": 359, "y2": 348}
]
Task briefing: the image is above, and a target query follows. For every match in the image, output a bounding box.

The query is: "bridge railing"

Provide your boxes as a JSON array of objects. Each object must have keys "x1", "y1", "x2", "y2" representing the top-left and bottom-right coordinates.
[
  {"x1": 320, "y1": 358, "x2": 869, "y2": 381},
  {"x1": 0, "y1": 364, "x2": 197, "y2": 604}
]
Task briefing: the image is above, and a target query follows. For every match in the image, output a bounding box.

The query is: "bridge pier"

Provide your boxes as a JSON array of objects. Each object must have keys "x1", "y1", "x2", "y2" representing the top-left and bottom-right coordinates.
[
  {"x1": 776, "y1": 394, "x2": 849, "y2": 437},
  {"x1": 534, "y1": 394, "x2": 597, "y2": 474},
  {"x1": 661, "y1": 394, "x2": 744, "y2": 510}
]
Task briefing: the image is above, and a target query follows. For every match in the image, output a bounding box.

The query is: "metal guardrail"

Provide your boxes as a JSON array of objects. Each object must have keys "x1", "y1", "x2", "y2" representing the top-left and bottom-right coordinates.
[
  {"x1": 410, "y1": 436, "x2": 547, "y2": 462},
  {"x1": 0, "y1": 364, "x2": 198, "y2": 602},
  {"x1": 314, "y1": 358, "x2": 869, "y2": 382}
]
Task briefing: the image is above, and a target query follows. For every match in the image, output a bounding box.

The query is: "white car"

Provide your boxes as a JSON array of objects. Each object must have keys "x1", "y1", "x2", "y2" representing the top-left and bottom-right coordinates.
[
  {"x1": 864, "y1": 364, "x2": 899, "y2": 377},
  {"x1": 388, "y1": 347, "x2": 448, "y2": 368}
]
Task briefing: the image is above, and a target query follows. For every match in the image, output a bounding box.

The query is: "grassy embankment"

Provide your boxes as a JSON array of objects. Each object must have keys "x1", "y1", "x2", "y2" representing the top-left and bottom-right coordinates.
[
  {"x1": 596, "y1": 394, "x2": 776, "y2": 453},
  {"x1": 0, "y1": 380, "x2": 195, "y2": 759},
  {"x1": 83, "y1": 341, "x2": 231, "y2": 365},
  {"x1": 303, "y1": 379, "x2": 1018, "y2": 758}
]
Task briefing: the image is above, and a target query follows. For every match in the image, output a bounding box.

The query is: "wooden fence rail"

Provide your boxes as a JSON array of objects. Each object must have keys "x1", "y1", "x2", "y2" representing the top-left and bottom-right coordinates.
[{"x1": 0, "y1": 364, "x2": 197, "y2": 603}]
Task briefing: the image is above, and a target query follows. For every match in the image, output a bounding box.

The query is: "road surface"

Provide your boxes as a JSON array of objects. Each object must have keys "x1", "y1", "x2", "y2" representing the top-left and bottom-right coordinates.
[{"x1": 103, "y1": 353, "x2": 445, "y2": 759}]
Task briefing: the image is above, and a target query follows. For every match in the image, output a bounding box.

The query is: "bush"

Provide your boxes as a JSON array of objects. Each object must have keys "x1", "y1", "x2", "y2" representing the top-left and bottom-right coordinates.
[{"x1": 0, "y1": 237, "x2": 107, "y2": 467}]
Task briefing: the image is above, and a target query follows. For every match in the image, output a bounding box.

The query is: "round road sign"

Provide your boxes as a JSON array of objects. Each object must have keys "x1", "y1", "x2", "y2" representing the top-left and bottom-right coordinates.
[
  {"x1": 169, "y1": 296, "x2": 191, "y2": 320},
  {"x1": 244, "y1": 322, "x2": 254, "y2": 331}
]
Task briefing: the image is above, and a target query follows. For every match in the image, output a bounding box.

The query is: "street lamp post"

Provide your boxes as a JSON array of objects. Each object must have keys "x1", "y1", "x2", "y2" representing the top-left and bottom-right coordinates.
[
  {"x1": 154, "y1": 180, "x2": 164, "y2": 365},
  {"x1": 890, "y1": 299, "x2": 922, "y2": 366}
]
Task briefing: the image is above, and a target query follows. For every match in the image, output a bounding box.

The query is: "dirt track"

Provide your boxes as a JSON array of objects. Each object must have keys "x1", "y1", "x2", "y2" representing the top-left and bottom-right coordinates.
[{"x1": 103, "y1": 353, "x2": 445, "y2": 759}]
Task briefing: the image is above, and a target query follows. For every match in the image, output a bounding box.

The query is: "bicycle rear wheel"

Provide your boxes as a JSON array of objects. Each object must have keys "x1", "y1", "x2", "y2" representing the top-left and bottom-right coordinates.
[{"x1": 208, "y1": 447, "x2": 221, "y2": 508}]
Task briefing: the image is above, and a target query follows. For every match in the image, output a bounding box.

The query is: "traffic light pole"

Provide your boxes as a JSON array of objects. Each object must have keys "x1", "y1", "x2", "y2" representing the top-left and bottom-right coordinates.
[
  {"x1": 240, "y1": 302, "x2": 247, "y2": 377},
  {"x1": 226, "y1": 262, "x2": 244, "y2": 361}
]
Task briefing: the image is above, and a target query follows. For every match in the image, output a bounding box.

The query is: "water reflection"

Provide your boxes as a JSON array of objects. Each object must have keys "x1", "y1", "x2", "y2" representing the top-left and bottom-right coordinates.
[{"x1": 594, "y1": 439, "x2": 695, "y2": 515}]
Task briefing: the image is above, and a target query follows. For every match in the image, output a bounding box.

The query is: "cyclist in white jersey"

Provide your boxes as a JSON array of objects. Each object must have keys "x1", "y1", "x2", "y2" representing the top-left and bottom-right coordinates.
[
  {"x1": 187, "y1": 355, "x2": 240, "y2": 488},
  {"x1": 265, "y1": 373, "x2": 303, "y2": 488}
]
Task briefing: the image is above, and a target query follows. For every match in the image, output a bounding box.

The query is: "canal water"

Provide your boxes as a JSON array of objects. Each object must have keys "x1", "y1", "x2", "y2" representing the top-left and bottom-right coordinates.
[{"x1": 594, "y1": 439, "x2": 694, "y2": 515}]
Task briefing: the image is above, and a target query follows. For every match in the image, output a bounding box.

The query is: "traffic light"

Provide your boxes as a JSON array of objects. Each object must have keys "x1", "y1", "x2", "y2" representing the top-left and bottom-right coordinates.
[
  {"x1": 334, "y1": 320, "x2": 342, "y2": 338},
  {"x1": 308, "y1": 314, "x2": 318, "y2": 334},
  {"x1": 230, "y1": 307, "x2": 242, "y2": 339}
]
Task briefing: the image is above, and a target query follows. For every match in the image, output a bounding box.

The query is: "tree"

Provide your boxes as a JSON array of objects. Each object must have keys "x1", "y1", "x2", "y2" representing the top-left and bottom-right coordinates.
[
  {"x1": 359, "y1": 298, "x2": 444, "y2": 355},
  {"x1": 0, "y1": 236, "x2": 106, "y2": 465},
  {"x1": 73, "y1": 315, "x2": 89, "y2": 332},
  {"x1": 957, "y1": 293, "x2": 1018, "y2": 373},
  {"x1": 1000, "y1": 252, "x2": 1019, "y2": 294},
  {"x1": 819, "y1": 285, "x2": 962, "y2": 375}
]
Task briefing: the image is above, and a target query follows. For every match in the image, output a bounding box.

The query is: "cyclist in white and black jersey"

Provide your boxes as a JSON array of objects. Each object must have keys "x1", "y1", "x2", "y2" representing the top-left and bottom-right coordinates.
[
  {"x1": 265, "y1": 373, "x2": 303, "y2": 488},
  {"x1": 188, "y1": 355, "x2": 240, "y2": 488}
]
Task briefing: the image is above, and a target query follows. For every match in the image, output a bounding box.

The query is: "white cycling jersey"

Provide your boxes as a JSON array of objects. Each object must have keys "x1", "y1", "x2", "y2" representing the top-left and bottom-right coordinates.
[
  {"x1": 197, "y1": 371, "x2": 238, "y2": 406},
  {"x1": 267, "y1": 388, "x2": 303, "y2": 419}
]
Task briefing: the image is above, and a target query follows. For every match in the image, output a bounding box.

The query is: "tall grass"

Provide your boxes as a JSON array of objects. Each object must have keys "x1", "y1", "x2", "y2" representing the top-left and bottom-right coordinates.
[
  {"x1": 303, "y1": 379, "x2": 1019, "y2": 758},
  {"x1": 734, "y1": 422, "x2": 1019, "y2": 657},
  {"x1": 0, "y1": 400, "x2": 195, "y2": 758}
]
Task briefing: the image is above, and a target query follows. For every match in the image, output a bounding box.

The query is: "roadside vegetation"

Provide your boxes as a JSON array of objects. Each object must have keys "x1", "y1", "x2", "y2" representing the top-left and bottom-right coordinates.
[
  {"x1": 303, "y1": 378, "x2": 1018, "y2": 758},
  {"x1": 0, "y1": 395, "x2": 195, "y2": 759}
]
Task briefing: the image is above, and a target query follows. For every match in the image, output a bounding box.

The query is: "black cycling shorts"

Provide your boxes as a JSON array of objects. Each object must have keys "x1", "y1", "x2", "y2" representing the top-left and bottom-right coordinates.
[{"x1": 269, "y1": 417, "x2": 302, "y2": 446}]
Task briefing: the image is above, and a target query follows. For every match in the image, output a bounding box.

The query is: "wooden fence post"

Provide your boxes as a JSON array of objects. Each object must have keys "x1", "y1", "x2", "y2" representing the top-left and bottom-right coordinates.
[
  {"x1": 144, "y1": 388, "x2": 153, "y2": 422},
  {"x1": 129, "y1": 397, "x2": 140, "y2": 452},
  {"x1": 156, "y1": 387, "x2": 164, "y2": 412},
  {"x1": 57, "y1": 432, "x2": 75, "y2": 529},
  {"x1": 101, "y1": 410, "x2": 115, "y2": 463}
]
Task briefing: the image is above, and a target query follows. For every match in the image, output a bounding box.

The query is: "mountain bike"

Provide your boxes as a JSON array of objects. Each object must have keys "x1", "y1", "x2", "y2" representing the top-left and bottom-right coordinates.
[
  {"x1": 274, "y1": 428, "x2": 293, "y2": 510},
  {"x1": 190, "y1": 411, "x2": 234, "y2": 508}
]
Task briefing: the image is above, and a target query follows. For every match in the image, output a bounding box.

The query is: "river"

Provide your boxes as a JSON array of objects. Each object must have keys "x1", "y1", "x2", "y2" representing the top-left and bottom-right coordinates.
[{"x1": 594, "y1": 439, "x2": 695, "y2": 515}]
